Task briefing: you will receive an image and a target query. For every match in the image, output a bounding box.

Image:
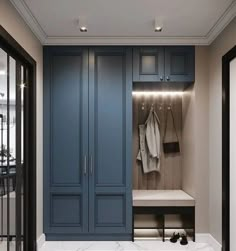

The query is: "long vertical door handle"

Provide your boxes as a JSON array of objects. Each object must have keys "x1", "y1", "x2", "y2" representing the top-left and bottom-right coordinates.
[
  {"x1": 83, "y1": 155, "x2": 87, "y2": 175},
  {"x1": 90, "y1": 155, "x2": 93, "y2": 175}
]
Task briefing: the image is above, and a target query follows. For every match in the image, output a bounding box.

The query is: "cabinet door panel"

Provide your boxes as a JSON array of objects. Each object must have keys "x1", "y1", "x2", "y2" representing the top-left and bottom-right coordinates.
[
  {"x1": 51, "y1": 55, "x2": 82, "y2": 186},
  {"x1": 89, "y1": 48, "x2": 132, "y2": 235},
  {"x1": 165, "y1": 46, "x2": 195, "y2": 82},
  {"x1": 133, "y1": 47, "x2": 165, "y2": 82},
  {"x1": 44, "y1": 47, "x2": 89, "y2": 234},
  {"x1": 96, "y1": 55, "x2": 124, "y2": 186}
]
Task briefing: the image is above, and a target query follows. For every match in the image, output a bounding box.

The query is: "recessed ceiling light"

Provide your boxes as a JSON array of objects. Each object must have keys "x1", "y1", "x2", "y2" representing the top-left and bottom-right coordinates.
[
  {"x1": 0, "y1": 70, "x2": 6, "y2": 75},
  {"x1": 155, "y1": 26, "x2": 162, "y2": 32},
  {"x1": 74, "y1": 17, "x2": 88, "y2": 32},
  {"x1": 154, "y1": 17, "x2": 163, "y2": 32},
  {"x1": 80, "y1": 26, "x2": 87, "y2": 32}
]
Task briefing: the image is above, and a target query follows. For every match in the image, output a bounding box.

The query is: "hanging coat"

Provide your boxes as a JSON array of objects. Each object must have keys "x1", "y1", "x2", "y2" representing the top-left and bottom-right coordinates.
[{"x1": 137, "y1": 107, "x2": 161, "y2": 173}]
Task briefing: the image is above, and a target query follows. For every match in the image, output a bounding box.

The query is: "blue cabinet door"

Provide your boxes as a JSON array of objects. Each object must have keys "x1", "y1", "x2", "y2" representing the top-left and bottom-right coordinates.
[
  {"x1": 164, "y1": 46, "x2": 195, "y2": 82},
  {"x1": 44, "y1": 47, "x2": 89, "y2": 234},
  {"x1": 133, "y1": 47, "x2": 165, "y2": 82},
  {"x1": 88, "y1": 47, "x2": 132, "y2": 235}
]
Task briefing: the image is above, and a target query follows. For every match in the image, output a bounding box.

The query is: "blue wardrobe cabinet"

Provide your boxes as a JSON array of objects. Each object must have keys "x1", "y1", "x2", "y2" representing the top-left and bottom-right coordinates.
[
  {"x1": 43, "y1": 46, "x2": 132, "y2": 240},
  {"x1": 133, "y1": 47, "x2": 165, "y2": 82},
  {"x1": 164, "y1": 46, "x2": 195, "y2": 82},
  {"x1": 133, "y1": 46, "x2": 195, "y2": 83},
  {"x1": 88, "y1": 47, "x2": 132, "y2": 237},
  {"x1": 43, "y1": 46, "x2": 89, "y2": 237}
]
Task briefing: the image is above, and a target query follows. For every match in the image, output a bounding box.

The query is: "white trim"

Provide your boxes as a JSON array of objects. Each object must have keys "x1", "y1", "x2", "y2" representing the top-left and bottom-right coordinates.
[
  {"x1": 196, "y1": 234, "x2": 222, "y2": 251},
  {"x1": 9, "y1": 1, "x2": 236, "y2": 45},
  {"x1": 44, "y1": 36, "x2": 208, "y2": 46},
  {"x1": 206, "y1": 1, "x2": 236, "y2": 44},
  {"x1": 9, "y1": 0, "x2": 47, "y2": 44},
  {"x1": 37, "y1": 234, "x2": 45, "y2": 251}
]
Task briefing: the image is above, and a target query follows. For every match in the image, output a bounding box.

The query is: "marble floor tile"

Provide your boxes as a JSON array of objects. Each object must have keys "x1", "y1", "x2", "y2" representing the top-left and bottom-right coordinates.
[{"x1": 39, "y1": 241, "x2": 215, "y2": 251}]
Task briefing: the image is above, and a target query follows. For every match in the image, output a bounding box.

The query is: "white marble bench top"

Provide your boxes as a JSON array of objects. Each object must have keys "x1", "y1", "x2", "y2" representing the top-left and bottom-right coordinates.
[{"x1": 133, "y1": 190, "x2": 195, "y2": 207}]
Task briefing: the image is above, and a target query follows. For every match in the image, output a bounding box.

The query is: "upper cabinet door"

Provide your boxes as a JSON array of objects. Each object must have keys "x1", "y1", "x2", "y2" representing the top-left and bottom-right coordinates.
[
  {"x1": 88, "y1": 47, "x2": 132, "y2": 235},
  {"x1": 164, "y1": 46, "x2": 195, "y2": 82},
  {"x1": 44, "y1": 47, "x2": 89, "y2": 235},
  {"x1": 133, "y1": 47, "x2": 165, "y2": 82}
]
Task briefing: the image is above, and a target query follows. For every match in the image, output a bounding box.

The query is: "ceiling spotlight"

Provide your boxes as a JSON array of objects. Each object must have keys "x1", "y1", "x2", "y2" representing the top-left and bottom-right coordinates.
[
  {"x1": 80, "y1": 26, "x2": 87, "y2": 32},
  {"x1": 74, "y1": 17, "x2": 88, "y2": 32},
  {"x1": 155, "y1": 26, "x2": 162, "y2": 32},
  {"x1": 154, "y1": 17, "x2": 163, "y2": 32}
]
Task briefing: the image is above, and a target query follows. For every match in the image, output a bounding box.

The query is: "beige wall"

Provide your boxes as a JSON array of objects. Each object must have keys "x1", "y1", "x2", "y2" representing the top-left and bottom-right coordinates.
[
  {"x1": 195, "y1": 47, "x2": 210, "y2": 233},
  {"x1": 0, "y1": 0, "x2": 43, "y2": 239},
  {"x1": 209, "y1": 17, "x2": 236, "y2": 244},
  {"x1": 182, "y1": 47, "x2": 210, "y2": 233}
]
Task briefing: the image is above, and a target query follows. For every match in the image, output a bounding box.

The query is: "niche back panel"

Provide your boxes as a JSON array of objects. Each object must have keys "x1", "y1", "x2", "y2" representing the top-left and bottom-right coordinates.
[{"x1": 132, "y1": 93, "x2": 182, "y2": 190}]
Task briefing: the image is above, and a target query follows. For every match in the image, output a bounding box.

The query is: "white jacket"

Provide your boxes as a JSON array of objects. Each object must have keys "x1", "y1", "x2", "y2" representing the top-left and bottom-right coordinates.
[{"x1": 137, "y1": 107, "x2": 161, "y2": 173}]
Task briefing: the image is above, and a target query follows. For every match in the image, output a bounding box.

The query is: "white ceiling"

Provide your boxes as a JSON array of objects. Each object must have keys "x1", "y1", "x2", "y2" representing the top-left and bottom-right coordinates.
[{"x1": 10, "y1": 0, "x2": 236, "y2": 45}]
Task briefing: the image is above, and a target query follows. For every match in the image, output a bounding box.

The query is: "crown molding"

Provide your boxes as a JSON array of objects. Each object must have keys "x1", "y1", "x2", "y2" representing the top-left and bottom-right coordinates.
[
  {"x1": 10, "y1": 0, "x2": 236, "y2": 46},
  {"x1": 9, "y1": 0, "x2": 47, "y2": 44},
  {"x1": 44, "y1": 36, "x2": 209, "y2": 46},
  {"x1": 206, "y1": 1, "x2": 236, "y2": 44}
]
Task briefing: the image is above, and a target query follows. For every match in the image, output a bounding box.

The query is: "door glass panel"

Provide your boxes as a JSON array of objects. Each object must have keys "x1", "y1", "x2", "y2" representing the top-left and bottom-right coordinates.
[
  {"x1": 0, "y1": 47, "x2": 25, "y2": 251},
  {"x1": 20, "y1": 65, "x2": 25, "y2": 251},
  {"x1": 0, "y1": 48, "x2": 9, "y2": 251},
  {"x1": 9, "y1": 56, "x2": 16, "y2": 251}
]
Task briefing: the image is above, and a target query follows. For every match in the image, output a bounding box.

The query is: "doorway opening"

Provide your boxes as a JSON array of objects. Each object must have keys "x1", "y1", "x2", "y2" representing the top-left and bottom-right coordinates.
[
  {"x1": 222, "y1": 45, "x2": 236, "y2": 251},
  {"x1": 0, "y1": 26, "x2": 36, "y2": 251}
]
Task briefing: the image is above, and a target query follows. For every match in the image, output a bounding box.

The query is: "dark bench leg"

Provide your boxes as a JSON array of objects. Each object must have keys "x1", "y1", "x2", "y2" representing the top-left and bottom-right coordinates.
[
  {"x1": 132, "y1": 208, "x2": 134, "y2": 242},
  {"x1": 163, "y1": 214, "x2": 165, "y2": 242},
  {"x1": 193, "y1": 208, "x2": 195, "y2": 242}
]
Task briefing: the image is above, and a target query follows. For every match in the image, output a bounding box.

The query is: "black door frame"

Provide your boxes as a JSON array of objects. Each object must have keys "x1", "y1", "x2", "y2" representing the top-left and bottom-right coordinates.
[
  {"x1": 222, "y1": 45, "x2": 236, "y2": 251},
  {"x1": 0, "y1": 25, "x2": 37, "y2": 251}
]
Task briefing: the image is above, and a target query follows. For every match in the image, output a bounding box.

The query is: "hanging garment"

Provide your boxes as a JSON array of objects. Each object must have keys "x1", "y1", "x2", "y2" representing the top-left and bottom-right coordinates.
[{"x1": 137, "y1": 107, "x2": 161, "y2": 173}]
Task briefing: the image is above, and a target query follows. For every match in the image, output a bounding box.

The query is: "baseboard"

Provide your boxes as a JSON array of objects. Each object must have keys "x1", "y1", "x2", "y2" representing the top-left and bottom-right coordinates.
[
  {"x1": 45, "y1": 233, "x2": 132, "y2": 241},
  {"x1": 196, "y1": 234, "x2": 222, "y2": 251},
  {"x1": 37, "y1": 234, "x2": 45, "y2": 250}
]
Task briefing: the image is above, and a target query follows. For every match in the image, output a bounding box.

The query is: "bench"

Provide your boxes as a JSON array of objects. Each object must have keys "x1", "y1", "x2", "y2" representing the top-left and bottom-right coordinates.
[{"x1": 132, "y1": 190, "x2": 195, "y2": 242}]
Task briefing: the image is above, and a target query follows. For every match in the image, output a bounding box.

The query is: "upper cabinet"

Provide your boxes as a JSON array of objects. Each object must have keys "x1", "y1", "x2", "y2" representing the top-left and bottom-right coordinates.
[
  {"x1": 133, "y1": 47, "x2": 164, "y2": 82},
  {"x1": 133, "y1": 46, "x2": 195, "y2": 83},
  {"x1": 164, "y1": 46, "x2": 195, "y2": 83}
]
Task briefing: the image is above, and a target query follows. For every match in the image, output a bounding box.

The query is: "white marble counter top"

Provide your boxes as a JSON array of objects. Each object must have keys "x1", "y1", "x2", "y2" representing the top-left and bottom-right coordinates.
[{"x1": 39, "y1": 240, "x2": 214, "y2": 251}]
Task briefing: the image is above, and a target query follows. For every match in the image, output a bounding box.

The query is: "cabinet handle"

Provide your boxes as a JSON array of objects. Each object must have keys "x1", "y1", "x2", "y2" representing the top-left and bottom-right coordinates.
[
  {"x1": 83, "y1": 155, "x2": 87, "y2": 175},
  {"x1": 90, "y1": 156, "x2": 93, "y2": 175}
]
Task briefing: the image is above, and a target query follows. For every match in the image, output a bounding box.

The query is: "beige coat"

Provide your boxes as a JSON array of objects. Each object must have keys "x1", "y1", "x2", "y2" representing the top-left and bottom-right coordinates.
[{"x1": 137, "y1": 108, "x2": 161, "y2": 173}]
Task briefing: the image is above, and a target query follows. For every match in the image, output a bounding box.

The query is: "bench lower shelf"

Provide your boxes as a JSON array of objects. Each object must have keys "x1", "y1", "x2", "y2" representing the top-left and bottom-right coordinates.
[{"x1": 132, "y1": 206, "x2": 195, "y2": 242}]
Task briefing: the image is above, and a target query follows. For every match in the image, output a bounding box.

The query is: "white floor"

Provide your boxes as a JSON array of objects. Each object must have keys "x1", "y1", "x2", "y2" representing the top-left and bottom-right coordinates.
[
  {"x1": 0, "y1": 240, "x2": 16, "y2": 251},
  {"x1": 39, "y1": 241, "x2": 215, "y2": 251}
]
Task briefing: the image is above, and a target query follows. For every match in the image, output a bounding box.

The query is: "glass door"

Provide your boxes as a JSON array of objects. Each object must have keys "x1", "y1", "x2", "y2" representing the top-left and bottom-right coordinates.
[{"x1": 0, "y1": 47, "x2": 27, "y2": 251}]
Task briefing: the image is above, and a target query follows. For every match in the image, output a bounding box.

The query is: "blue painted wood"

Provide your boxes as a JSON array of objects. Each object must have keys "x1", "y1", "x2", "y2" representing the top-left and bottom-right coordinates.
[
  {"x1": 164, "y1": 46, "x2": 195, "y2": 82},
  {"x1": 133, "y1": 46, "x2": 195, "y2": 83},
  {"x1": 43, "y1": 46, "x2": 89, "y2": 234},
  {"x1": 44, "y1": 46, "x2": 132, "y2": 239},
  {"x1": 51, "y1": 195, "x2": 81, "y2": 225},
  {"x1": 89, "y1": 47, "x2": 132, "y2": 235},
  {"x1": 133, "y1": 47, "x2": 165, "y2": 82}
]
